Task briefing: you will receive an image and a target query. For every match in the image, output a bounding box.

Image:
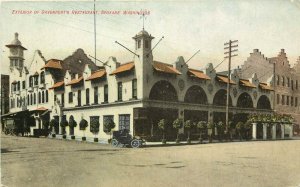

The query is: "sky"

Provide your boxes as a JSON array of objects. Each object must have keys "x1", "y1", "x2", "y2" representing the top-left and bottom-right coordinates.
[{"x1": 1, "y1": 0, "x2": 300, "y2": 74}]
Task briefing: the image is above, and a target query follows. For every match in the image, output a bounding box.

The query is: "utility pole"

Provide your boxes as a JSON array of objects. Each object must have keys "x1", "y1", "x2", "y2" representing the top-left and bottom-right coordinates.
[
  {"x1": 94, "y1": 0, "x2": 97, "y2": 65},
  {"x1": 224, "y1": 40, "x2": 238, "y2": 138}
]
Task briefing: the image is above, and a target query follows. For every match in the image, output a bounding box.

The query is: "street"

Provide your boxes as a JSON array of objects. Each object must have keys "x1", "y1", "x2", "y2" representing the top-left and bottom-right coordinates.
[{"x1": 1, "y1": 135, "x2": 300, "y2": 187}]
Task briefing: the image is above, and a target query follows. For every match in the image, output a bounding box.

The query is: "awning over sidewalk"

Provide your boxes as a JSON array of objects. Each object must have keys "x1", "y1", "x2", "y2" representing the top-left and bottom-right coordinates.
[{"x1": 1, "y1": 110, "x2": 29, "y2": 119}]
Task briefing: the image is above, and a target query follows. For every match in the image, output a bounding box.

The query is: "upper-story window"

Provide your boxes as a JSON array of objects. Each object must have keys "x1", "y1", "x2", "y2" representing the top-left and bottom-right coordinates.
[
  {"x1": 117, "y1": 82, "x2": 122, "y2": 101},
  {"x1": 287, "y1": 77, "x2": 290, "y2": 87},
  {"x1": 38, "y1": 92, "x2": 41, "y2": 104},
  {"x1": 86, "y1": 88, "x2": 90, "y2": 105},
  {"x1": 132, "y1": 79, "x2": 137, "y2": 99},
  {"x1": 277, "y1": 75, "x2": 280, "y2": 85},
  {"x1": 77, "y1": 90, "x2": 81, "y2": 106},
  {"x1": 68, "y1": 92, "x2": 73, "y2": 103},
  {"x1": 145, "y1": 40, "x2": 149, "y2": 48},
  {"x1": 291, "y1": 80, "x2": 294, "y2": 90},
  {"x1": 94, "y1": 86, "x2": 98, "y2": 104},
  {"x1": 282, "y1": 76, "x2": 285, "y2": 86},
  {"x1": 22, "y1": 81, "x2": 25, "y2": 89},
  {"x1": 17, "y1": 81, "x2": 20, "y2": 91},
  {"x1": 46, "y1": 91, "x2": 48, "y2": 103},
  {"x1": 291, "y1": 97, "x2": 294, "y2": 106},
  {"x1": 277, "y1": 94, "x2": 280, "y2": 104},
  {"x1": 138, "y1": 40, "x2": 141, "y2": 49},
  {"x1": 40, "y1": 72, "x2": 45, "y2": 84},
  {"x1": 286, "y1": 96, "x2": 289, "y2": 106},
  {"x1": 29, "y1": 76, "x2": 34, "y2": 87},
  {"x1": 281, "y1": 95, "x2": 285, "y2": 105},
  {"x1": 34, "y1": 76, "x2": 38, "y2": 86},
  {"x1": 42, "y1": 91, "x2": 45, "y2": 103},
  {"x1": 61, "y1": 93, "x2": 65, "y2": 107},
  {"x1": 296, "y1": 80, "x2": 298, "y2": 90},
  {"x1": 295, "y1": 97, "x2": 298, "y2": 107},
  {"x1": 104, "y1": 85, "x2": 108, "y2": 103}
]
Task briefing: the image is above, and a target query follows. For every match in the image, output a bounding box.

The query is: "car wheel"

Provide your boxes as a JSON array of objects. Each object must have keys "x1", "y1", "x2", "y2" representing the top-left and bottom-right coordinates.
[
  {"x1": 111, "y1": 139, "x2": 119, "y2": 147},
  {"x1": 131, "y1": 139, "x2": 141, "y2": 148}
]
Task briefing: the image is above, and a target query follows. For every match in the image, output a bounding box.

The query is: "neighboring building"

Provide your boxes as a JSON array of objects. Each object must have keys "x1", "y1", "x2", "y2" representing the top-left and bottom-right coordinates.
[
  {"x1": 1, "y1": 74, "x2": 10, "y2": 115},
  {"x1": 2, "y1": 31, "x2": 277, "y2": 141},
  {"x1": 240, "y1": 49, "x2": 300, "y2": 134}
]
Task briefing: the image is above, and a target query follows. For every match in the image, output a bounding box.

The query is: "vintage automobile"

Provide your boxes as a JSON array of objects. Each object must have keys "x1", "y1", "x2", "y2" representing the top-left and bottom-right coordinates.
[{"x1": 111, "y1": 129, "x2": 144, "y2": 148}]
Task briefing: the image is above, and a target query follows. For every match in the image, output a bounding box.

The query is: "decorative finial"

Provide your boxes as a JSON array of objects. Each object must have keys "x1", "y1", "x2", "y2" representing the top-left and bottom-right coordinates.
[
  {"x1": 15, "y1": 32, "x2": 19, "y2": 39},
  {"x1": 140, "y1": 13, "x2": 146, "y2": 31}
]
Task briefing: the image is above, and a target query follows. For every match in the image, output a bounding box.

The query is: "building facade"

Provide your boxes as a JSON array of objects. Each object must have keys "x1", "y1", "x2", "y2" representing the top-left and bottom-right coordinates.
[
  {"x1": 240, "y1": 49, "x2": 300, "y2": 134},
  {"x1": 3, "y1": 30, "x2": 280, "y2": 141},
  {"x1": 1, "y1": 74, "x2": 9, "y2": 116}
]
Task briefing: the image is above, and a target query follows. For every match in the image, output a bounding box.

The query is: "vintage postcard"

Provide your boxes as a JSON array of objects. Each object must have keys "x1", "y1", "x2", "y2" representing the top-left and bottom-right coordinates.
[{"x1": 1, "y1": 0, "x2": 300, "y2": 187}]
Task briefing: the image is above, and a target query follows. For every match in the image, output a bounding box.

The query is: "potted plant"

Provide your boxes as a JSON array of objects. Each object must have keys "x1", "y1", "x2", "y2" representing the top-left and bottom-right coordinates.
[
  {"x1": 79, "y1": 119, "x2": 88, "y2": 141},
  {"x1": 236, "y1": 121, "x2": 244, "y2": 140},
  {"x1": 197, "y1": 121, "x2": 207, "y2": 143},
  {"x1": 60, "y1": 117, "x2": 68, "y2": 139},
  {"x1": 158, "y1": 119, "x2": 167, "y2": 144},
  {"x1": 104, "y1": 118, "x2": 115, "y2": 143},
  {"x1": 207, "y1": 121, "x2": 214, "y2": 143},
  {"x1": 69, "y1": 116, "x2": 77, "y2": 140},
  {"x1": 90, "y1": 117, "x2": 100, "y2": 142},
  {"x1": 184, "y1": 120, "x2": 193, "y2": 144},
  {"x1": 49, "y1": 119, "x2": 58, "y2": 138},
  {"x1": 216, "y1": 121, "x2": 225, "y2": 141},
  {"x1": 173, "y1": 118, "x2": 183, "y2": 144},
  {"x1": 228, "y1": 121, "x2": 235, "y2": 141},
  {"x1": 244, "y1": 120, "x2": 252, "y2": 140}
]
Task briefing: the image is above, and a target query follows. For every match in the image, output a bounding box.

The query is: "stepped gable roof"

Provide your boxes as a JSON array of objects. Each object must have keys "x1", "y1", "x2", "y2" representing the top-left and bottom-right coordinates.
[
  {"x1": 153, "y1": 61, "x2": 181, "y2": 75},
  {"x1": 110, "y1": 62, "x2": 135, "y2": 75}
]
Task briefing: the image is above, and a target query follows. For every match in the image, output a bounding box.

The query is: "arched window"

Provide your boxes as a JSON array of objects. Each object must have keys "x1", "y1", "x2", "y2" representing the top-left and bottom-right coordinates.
[
  {"x1": 184, "y1": 85, "x2": 208, "y2": 104},
  {"x1": 40, "y1": 71, "x2": 45, "y2": 84},
  {"x1": 237, "y1": 93, "x2": 253, "y2": 108},
  {"x1": 277, "y1": 75, "x2": 280, "y2": 85},
  {"x1": 30, "y1": 94, "x2": 33, "y2": 105},
  {"x1": 46, "y1": 90, "x2": 48, "y2": 102},
  {"x1": 213, "y1": 89, "x2": 232, "y2": 106},
  {"x1": 257, "y1": 95, "x2": 271, "y2": 109},
  {"x1": 42, "y1": 91, "x2": 45, "y2": 103},
  {"x1": 34, "y1": 93, "x2": 36, "y2": 104},
  {"x1": 27, "y1": 94, "x2": 29, "y2": 105},
  {"x1": 38, "y1": 92, "x2": 41, "y2": 104},
  {"x1": 149, "y1": 80, "x2": 178, "y2": 102},
  {"x1": 282, "y1": 76, "x2": 285, "y2": 86}
]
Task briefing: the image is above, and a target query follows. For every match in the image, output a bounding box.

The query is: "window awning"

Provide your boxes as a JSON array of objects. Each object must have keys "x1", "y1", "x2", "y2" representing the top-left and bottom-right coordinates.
[
  {"x1": 110, "y1": 62, "x2": 135, "y2": 75},
  {"x1": 188, "y1": 69, "x2": 210, "y2": 80},
  {"x1": 259, "y1": 83, "x2": 274, "y2": 91},
  {"x1": 66, "y1": 77, "x2": 83, "y2": 86},
  {"x1": 153, "y1": 61, "x2": 181, "y2": 75},
  {"x1": 49, "y1": 81, "x2": 64, "y2": 89},
  {"x1": 41, "y1": 59, "x2": 63, "y2": 70},
  {"x1": 86, "y1": 69, "x2": 106, "y2": 81},
  {"x1": 216, "y1": 75, "x2": 236, "y2": 85},
  {"x1": 239, "y1": 79, "x2": 256, "y2": 88}
]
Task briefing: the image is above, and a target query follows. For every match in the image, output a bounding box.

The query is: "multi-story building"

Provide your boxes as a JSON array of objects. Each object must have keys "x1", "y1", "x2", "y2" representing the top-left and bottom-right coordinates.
[
  {"x1": 240, "y1": 49, "x2": 300, "y2": 134},
  {"x1": 1, "y1": 74, "x2": 9, "y2": 116},
  {"x1": 3, "y1": 30, "x2": 279, "y2": 141}
]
